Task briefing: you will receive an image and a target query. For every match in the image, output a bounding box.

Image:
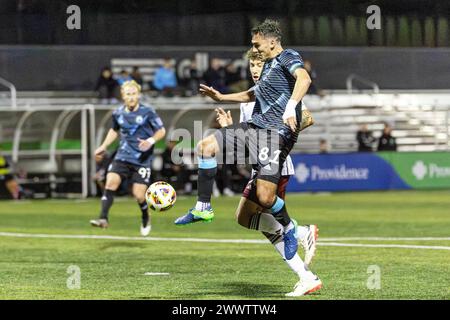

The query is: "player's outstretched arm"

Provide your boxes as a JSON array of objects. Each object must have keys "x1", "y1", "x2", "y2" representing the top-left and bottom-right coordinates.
[
  {"x1": 283, "y1": 68, "x2": 312, "y2": 131},
  {"x1": 138, "y1": 127, "x2": 166, "y2": 152},
  {"x1": 95, "y1": 129, "x2": 119, "y2": 155},
  {"x1": 199, "y1": 84, "x2": 254, "y2": 103}
]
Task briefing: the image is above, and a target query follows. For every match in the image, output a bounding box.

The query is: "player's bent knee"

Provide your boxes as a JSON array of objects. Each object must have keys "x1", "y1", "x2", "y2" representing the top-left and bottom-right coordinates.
[
  {"x1": 132, "y1": 189, "x2": 145, "y2": 201},
  {"x1": 105, "y1": 173, "x2": 121, "y2": 191},
  {"x1": 235, "y1": 199, "x2": 260, "y2": 229},
  {"x1": 132, "y1": 184, "x2": 148, "y2": 203},
  {"x1": 197, "y1": 135, "x2": 218, "y2": 157},
  {"x1": 256, "y1": 190, "x2": 276, "y2": 208},
  {"x1": 234, "y1": 203, "x2": 248, "y2": 227},
  {"x1": 105, "y1": 182, "x2": 120, "y2": 190},
  {"x1": 236, "y1": 210, "x2": 251, "y2": 228},
  {"x1": 134, "y1": 194, "x2": 146, "y2": 203},
  {"x1": 255, "y1": 180, "x2": 277, "y2": 208},
  {"x1": 196, "y1": 140, "x2": 204, "y2": 155},
  {"x1": 106, "y1": 187, "x2": 119, "y2": 193},
  {"x1": 197, "y1": 139, "x2": 210, "y2": 157}
]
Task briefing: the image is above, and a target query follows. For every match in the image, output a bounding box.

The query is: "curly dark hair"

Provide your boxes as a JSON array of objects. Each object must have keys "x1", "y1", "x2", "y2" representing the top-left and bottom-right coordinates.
[{"x1": 251, "y1": 19, "x2": 282, "y2": 42}]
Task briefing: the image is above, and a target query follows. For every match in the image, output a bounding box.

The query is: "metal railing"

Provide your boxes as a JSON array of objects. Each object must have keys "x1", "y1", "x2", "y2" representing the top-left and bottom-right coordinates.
[
  {"x1": 1, "y1": 94, "x2": 449, "y2": 199},
  {"x1": 0, "y1": 76, "x2": 17, "y2": 109},
  {"x1": 3, "y1": 105, "x2": 95, "y2": 198},
  {"x1": 346, "y1": 74, "x2": 380, "y2": 95}
]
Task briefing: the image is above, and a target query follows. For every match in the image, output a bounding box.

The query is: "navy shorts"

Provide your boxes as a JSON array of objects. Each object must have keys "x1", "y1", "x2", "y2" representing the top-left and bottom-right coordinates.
[
  {"x1": 108, "y1": 160, "x2": 151, "y2": 186},
  {"x1": 214, "y1": 122, "x2": 297, "y2": 185}
]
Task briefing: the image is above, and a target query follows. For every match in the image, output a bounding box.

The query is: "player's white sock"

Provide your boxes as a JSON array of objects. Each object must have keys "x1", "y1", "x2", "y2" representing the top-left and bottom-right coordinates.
[
  {"x1": 195, "y1": 201, "x2": 210, "y2": 211},
  {"x1": 257, "y1": 213, "x2": 308, "y2": 240},
  {"x1": 287, "y1": 254, "x2": 315, "y2": 280},
  {"x1": 273, "y1": 240, "x2": 313, "y2": 280},
  {"x1": 284, "y1": 221, "x2": 295, "y2": 233},
  {"x1": 249, "y1": 213, "x2": 283, "y2": 234}
]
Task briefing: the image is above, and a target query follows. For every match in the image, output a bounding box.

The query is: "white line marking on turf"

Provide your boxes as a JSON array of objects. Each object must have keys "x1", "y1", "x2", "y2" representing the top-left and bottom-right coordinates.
[
  {"x1": 1, "y1": 231, "x2": 450, "y2": 250},
  {"x1": 144, "y1": 272, "x2": 170, "y2": 276},
  {"x1": 0, "y1": 232, "x2": 266, "y2": 243},
  {"x1": 1, "y1": 232, "x2": 449, "y2": 242},
  {"x1": 318, "y1": 242, "x2": 450, "y2": 250},
  {"x1": 318, "y1": 237, "x2": 450, "y2": 241}
]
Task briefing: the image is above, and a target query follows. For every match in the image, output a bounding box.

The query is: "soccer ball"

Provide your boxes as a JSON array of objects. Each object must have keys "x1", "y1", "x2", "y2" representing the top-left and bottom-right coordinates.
[{"x1": 145, "y1": 181, "x2": 176, "y2": 212}]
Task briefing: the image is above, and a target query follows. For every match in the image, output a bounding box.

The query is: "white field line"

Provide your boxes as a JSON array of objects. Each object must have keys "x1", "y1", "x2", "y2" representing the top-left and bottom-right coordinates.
[
  {"x1": 144, "y1": 272, "x2": 170, "y2": 276},
  {"x1": 0, "y1": 232, "x2": 450, "y2": 250},
  {"x1": 317, "y1": 242, "x2": 450, "y2": 250},
  {"x1": 0, "y1": 232, "x2": 266, "y2": 243},
  {"x1": 318, "y1": 237, "x2": 450, "y2": 241}
]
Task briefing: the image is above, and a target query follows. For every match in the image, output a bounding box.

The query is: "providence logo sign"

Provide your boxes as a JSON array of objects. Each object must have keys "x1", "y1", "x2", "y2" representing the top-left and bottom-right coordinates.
[
  {"x1": 295, "y1": 163, "x2": 369, "y2": 184},
  {"x1": 412, "y1": 160, "x2": 450, "y2": 181}
]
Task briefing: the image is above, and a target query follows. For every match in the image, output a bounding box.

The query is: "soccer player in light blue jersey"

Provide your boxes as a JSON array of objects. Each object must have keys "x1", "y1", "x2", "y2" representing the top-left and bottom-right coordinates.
[
  {"x1": 175, "y1": 20, "x2": 321, "y2": 296},
  {"x1": 90, "y1": 80, "x2": 166, "y2": 236}
]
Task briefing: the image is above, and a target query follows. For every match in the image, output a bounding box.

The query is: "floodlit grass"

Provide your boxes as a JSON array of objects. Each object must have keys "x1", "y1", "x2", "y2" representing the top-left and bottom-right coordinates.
[{"x1": 0, "y1": 191, "x2": 449, "y2": 299}]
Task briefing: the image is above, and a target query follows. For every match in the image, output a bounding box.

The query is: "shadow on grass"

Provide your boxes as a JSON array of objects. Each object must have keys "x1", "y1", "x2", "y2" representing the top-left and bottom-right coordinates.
[
  {"x1": 98, "y1": 241, "x2": 147, "y2": 250},
  {"x1": 135, "y1": 281, "x2": 285, "y2": 299}
]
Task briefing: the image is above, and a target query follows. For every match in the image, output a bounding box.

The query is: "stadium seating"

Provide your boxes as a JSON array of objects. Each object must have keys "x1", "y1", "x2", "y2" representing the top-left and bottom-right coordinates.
[
  {"x1": 1, "y1": 90, "x2": 449, "y2": 154},
  {"x1": 0, "y1": 90, "x2": 449, "y2": 197},
  {"x1": 110, "y1": 58, "x2": 177, "y2": 91}
]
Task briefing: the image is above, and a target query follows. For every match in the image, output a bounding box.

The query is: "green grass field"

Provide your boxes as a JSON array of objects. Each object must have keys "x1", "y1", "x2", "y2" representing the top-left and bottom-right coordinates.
[{"x1": 0, "y1": 191, "x2": 449, "y2": 300}]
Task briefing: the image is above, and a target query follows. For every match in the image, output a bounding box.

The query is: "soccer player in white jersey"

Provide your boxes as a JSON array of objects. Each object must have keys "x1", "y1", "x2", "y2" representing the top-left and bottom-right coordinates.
[{"x1": 215, "y1": 49, "x2": 320, "y2": 296}]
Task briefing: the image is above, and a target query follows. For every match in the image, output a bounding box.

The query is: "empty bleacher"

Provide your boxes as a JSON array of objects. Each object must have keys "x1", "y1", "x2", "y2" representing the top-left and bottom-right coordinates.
[
  {"x1": 300, "y1": 92, "x2": 450, "y2": 153},
  {"x1": 1, "y1": 90, "x2": 449, "y2": 154},
  {"x1": 0, "y1": 90, "x2": 449, "y2": 197}
]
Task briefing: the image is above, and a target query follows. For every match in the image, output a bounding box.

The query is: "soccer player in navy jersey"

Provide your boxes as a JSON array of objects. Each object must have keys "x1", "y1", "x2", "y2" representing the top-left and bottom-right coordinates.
[
  {"x1": 215, "y1": 49, "x2": 320, "y2": 296},
  {"x1": 90, "y1": 80, "x2": 166, "y2": 236},
  {"x1": 175, "y1": 20, "x2": 321, "y2": 295}
]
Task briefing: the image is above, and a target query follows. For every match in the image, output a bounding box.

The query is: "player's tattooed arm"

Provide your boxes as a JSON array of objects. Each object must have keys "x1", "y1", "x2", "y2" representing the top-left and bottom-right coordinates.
[
  {"x1": 283, "y1": 68, "x2": 312, "y2": 131},
  {"x1": 199, "y1": 84, "x2": 255, "y2": 103},
  {"x1": 138, "y1": 127, "x2": 166, "y2": 152},
  {"x1": 95, "y1": 128, "x2": 119, "y2": 155}
]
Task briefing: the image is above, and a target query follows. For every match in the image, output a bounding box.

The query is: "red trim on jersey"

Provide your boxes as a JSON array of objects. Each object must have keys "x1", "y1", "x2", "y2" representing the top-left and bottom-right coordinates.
[{"x1": 277, "y1": 176, "x2": 290, "y2": 200}]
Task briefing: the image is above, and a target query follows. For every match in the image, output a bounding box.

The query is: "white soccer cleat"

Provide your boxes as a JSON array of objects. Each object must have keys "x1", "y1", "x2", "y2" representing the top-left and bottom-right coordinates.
[
  {"x1": 285, "y1": 275, "x2": 322, "y2": 297},
  {"x1": 140, "y1": 224, "x2": 152, "y2": 237},
  {"x1": 212, "y1": 184, "x2": 221, "y2": 198},
  {"x1": 90, "y1": 218, "x2": 109, "y2": 229},
  {"x1": 223, "y1": 187, "x2": 235, "y2": 197},
  {"x1": 300, "y1": 224, "x2": 319, "y2": 267}
]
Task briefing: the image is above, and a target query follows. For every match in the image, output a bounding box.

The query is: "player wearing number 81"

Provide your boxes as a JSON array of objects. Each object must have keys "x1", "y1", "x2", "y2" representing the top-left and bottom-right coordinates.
[
  {"x1": 90, "y1": 80, "x2": 166, "y2": 236},
  {"x1": 175, "y1": 19, "x2": 311, "y2": 265}
]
